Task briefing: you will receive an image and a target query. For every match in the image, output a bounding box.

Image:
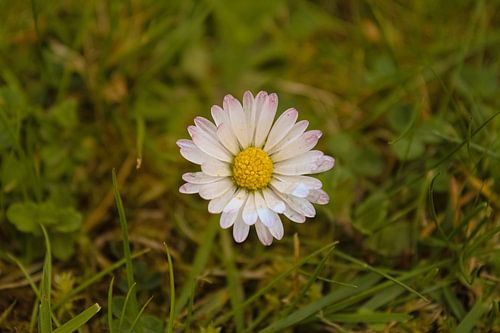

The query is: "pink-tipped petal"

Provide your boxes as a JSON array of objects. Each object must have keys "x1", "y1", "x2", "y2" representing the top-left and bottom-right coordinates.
[
  {"x1": 224, "y1": 95, "x2": 250, "y2": 148},
  {"x1": 267, "y1": 120, "x2": 309, "y2": 155},
  {"x1": 271, "y1": 130, "x2": 322, "y2": 162},
  {"x1": 269, "y1": 215, "x2": 284, "y2": 240},
  {"x1": 208, "y1": 186, "x2": 236, "y2": 214},
  {"x1": 201, "y1": 159, "x2": 232, "y2": 177},
  {"x1": 217, "y1": 122, "x2": 240, "y2": 155},
  {"x1": 182, "y1": 172, "x2": 221, "y2": 184},
  {"x1": 223, "y1": 189, "x2": 248, "y2": 213},
  {"x1": 189, "y1": 125, "x2": 232, "y2": 162},
  {"x1": 255, "y1": 221, "x2": 273, "y2": 246},
  {"x1": 179, "y1": 183, "x2": 201, "y2": 194},
  {"x1": 211, "y1": 105, "x2": 228, "y2": 126},
  {"x1": 242, "y1": 192, "x2": 258, "y2": 225},
  {"x1": 262, "y1": 188, "x2": 286, "y2": 213},
  {"x1": 254, "y1": 93, "x2": 278, "y2": 148},
  {"x1": 198, "y1": 178, "x2": 234, "y2": 200},
  {"x1": 254, "y1": 191, "x2": 275, "y2": 227},
  {"x1": 263, "y1": 108, "x2": 298, "y2": 152},
  {"x1": 307, "y1": 189, "x2": 330, "y2": 205},
  {"x1": 233, "y1": 218, "x2": 250, "y2": 243}
]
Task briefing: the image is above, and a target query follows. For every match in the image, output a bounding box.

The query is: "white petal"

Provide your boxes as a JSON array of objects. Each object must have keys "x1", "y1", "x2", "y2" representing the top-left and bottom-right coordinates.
[
  {"x1": 179, "y1": 183, "x2": 200, "y2": 194},
  {"x1": 279, "y1": 194, "x2": 316, "y2": 218},
  {"x1": 250, "y1": 91, "x2": 268, "y2": 145},
  {"x1": 199, "y1": 178, "x2": 233, "y2": 200},
  {"x1": 271, "y1": 130, "x2": 322, "y2": 162},
  {"x1": 194, "y1": 117, "x2": 218, "y2": 137},
  {"x1": 312, "y1": 155, "x2": 335, "y2": 174},
  {"x1": 275, "y1": 175, "x2": 323, "y2": 190},
  {"x1": 267, "y1": 120, "x2": 309, "y2": 155},
  {"x1": 242, "y1": 192, "x2": 258, "y2": 225},
  {"x1": 233, "y1": 217, "x2": 250, "y2": 243},
  {"x1": 269, "y1": 215, "x2": 284, "y2": 240},
  {"x1": 271, "y1": 178, "x2": 309, "y2": 198},
  {"x1": 182, "y1": 172, "x2": 221, "y2": 184},
  {"x1": 189, "y1": 125, "x2": 232, "y2": 162},
  {"x1": 263, "y1": 108, "x2": 298, "y2": 152},
  {"x1": 271, "y1": 175, "x2": 324, "y2": 198},
  {"x1": 283, "y1": 205, "x2": 306, "y2": 223},
  {"x1": 243, "y1": 91, "x2": 254, "y2": 113},
  {"x1": 254, "y1": 191, "x2": 275, "y2": 227},
  {"x1": 177, "y1": 139, "x2": 211, "y2": 165},
  {"x1": 254, "y1": 93, "x2": 278, "y2": 148},
  {"x1": 307, "y1": 189, "x2": 330, "y2": 205},
  {"x1": 220, "y1": 209, "x2": 238, "y2": 229},
  {"x1": 262, "y1": 188, "x2": 286, "y2": 213},
  {"x1": 255, "y1": 221, "x2": 273, "y2": 246},
  {"x1": 223, "y1": 189, "x2": 248, "y2": 213},
  {"x1": 201, "y1": 159, "x2": 232, "y2": 177},
  {"x1": 208, "y1": 185, "x2": 236, "y2": 213},
  {"x1": 274, "y1": 151, "x2": 334, "y2": 175},
  {"x1": 211, "y1": 105, "x2": 228, "y2": 126},
  {"x1": 224, "y1": 95, "x2": 250, "y2": 149},
  {"x1": 243, "y1": 91, "x2": 255, "y2": 145},
  {"x1": 216, "y1": 122, "x2": 239, "y2": 155}
]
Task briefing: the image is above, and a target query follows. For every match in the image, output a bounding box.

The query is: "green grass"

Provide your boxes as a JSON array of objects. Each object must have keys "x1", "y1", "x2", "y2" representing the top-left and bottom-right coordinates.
[{"x1": 1, "y1": 0, "x2": 499, "y2": 332}]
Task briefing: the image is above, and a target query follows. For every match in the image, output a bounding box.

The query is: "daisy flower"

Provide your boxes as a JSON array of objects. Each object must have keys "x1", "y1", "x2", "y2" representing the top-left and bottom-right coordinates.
[{"x1": 177, "y1": 91, "x2": 335, "y2": 245}]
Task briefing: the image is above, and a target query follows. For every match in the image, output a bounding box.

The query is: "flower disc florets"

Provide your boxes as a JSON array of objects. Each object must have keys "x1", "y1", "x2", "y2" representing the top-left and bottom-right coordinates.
[{"x1": 233, "y1": 147, "x2": 273, "y2": 190}]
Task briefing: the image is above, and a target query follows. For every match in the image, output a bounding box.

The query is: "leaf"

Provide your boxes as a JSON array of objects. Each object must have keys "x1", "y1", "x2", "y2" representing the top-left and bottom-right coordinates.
[
  {"x1": 351, "y1": 145, "x2": 385, "y2": 177},
  {"x1": 328, "y1": 133, "x2": 385, "y2": 177},
  {"x1": 141, "y1": 315, "x2": 164, "y2": 333},
  {"x1": 391, "y1": 136, "x2": 425, "y2": 160},
  {"x1": 51, "y1": 233, "x2": 77, "y2": 260},
  {"x1": 352, "y1": 192, "x2": 389, "y2": 235},
  {"x1": 1, "y1": 154, "x2": 25, "y2": 192},
  {"x1": 6, "y1": 201, "x2": 82, "y2": 234},
  {"x1": 388, "y1": 103, "x2": 414, "y2": 133},
  {"x1": 50, "y1": 98, "x2": 78, "y2": 129},
  {"x1": 366, "y1": 222, "x2": 412, "y2": 256},
  {"x1": 7, "y1": 202, "x2": 41, "y2": 234}
]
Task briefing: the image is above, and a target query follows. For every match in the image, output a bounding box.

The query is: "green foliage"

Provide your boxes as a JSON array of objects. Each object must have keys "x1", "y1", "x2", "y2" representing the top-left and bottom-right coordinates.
[
  {"x1": 7, "y1": 201, "x2": 81, "y2": 259},
  {"x1": 1, "y1": 0, "x2": 499, "y2": 331}
]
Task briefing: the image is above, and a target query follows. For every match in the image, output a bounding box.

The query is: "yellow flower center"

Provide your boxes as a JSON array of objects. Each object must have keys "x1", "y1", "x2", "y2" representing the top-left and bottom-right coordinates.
[{"x1": 232, "y1": 147, "x2": 273, "y2": 190}]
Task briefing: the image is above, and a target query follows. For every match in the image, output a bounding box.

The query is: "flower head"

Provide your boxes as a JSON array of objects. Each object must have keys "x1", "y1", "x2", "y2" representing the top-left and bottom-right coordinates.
[{"x1": 177, "y1": 91, "x2": 335, "y2": 245}]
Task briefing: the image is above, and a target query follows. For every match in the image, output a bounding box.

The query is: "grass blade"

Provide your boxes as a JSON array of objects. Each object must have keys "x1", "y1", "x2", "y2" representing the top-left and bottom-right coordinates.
[
  {"x1": 260, "y1": 273, "x2": 381, "y2": 333},
  {"x1": 54, "y1": 249, "x2": 148, "y2": 309},
  {"x1": 108, "y1": 277, "x2": 115, "y2": 333},
  {"x1": 53, "y1": 303, "x2": 101, "y2": 333},
  {"x1": 39, "y1": 225, "x2": 52, "y2": 333},
  {"x1": 7, "y1": 254, "x2": 41, "y2": 297},
  {"x1": 284, "y1": 243, "x2": 336, "y2": 315},
  {"x1": 215, "y1": 242, "x2": 337, "y2": 326},
  {"x1": 326, "y1": 311, "x2": 411, "y2": 323},
  {"x1": 119, "y1": 282, "x2": 137, "y2": 332},
  {"x1": 164, "y1": 243, "x2": 176, "y2": 333},
  {"x1": 112, "y1": 169, "x2": 141, "y2": 332},
  {"x1": 174, "y1": 216, "x2": 219, "y2": 317},
  {"x1": 0, "y1": 301, "x2": 16, "y2": 326},
  {"x1": 456, "y1": 300, "x2": 488, "y2": 333},
  {"x1": 332, "y1": 249, "x2": 429, "y2": 302},
  {"x1": 128, "y1": 296, "x2": 154, "y2": 333},
  {"x1": 220, "y1": 230, "x2": 245, "y2": 333}
]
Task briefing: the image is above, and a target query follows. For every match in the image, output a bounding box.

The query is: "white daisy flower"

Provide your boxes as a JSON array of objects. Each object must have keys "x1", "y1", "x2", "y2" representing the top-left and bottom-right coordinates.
[{"x1": 177, "y1": 91, "x2": 335, "y2": 245}]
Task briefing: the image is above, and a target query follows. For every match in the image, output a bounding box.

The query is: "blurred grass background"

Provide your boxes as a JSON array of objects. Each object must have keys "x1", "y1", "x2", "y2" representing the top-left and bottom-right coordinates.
[{"x1": 0, "y1": 0, "x2": 499, "y2": 332}]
